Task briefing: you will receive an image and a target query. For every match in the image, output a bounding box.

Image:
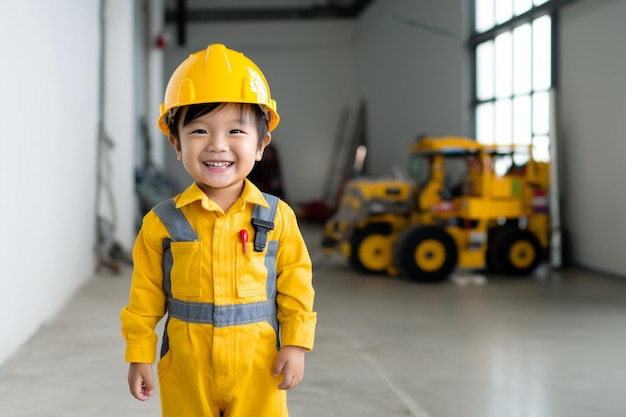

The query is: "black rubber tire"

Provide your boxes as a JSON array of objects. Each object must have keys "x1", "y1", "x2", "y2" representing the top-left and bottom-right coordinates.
[
  {"x1": 349, "y1": 223, "x2": 393, "y2": 274},
  {"x1": 489, "y1": 228, "x2": 542, "y2": 276},
  {"x1": 485, "y1": 228, "x2": 501, "y2": 272},
  {"x1": 394, "y1": 226, "x2": 458, "y2": 283}
]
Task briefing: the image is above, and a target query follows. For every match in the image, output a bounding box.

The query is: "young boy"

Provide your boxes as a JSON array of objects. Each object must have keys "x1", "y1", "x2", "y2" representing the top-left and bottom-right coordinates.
[{"x1": 120, "y1": 44, "x2": 317, "y2": 417}]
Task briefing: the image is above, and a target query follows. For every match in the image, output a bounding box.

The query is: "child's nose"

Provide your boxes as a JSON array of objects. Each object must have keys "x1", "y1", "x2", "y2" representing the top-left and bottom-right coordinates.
[{"x1": 207, "y1": 134, "x2": 228, "y2": 151}]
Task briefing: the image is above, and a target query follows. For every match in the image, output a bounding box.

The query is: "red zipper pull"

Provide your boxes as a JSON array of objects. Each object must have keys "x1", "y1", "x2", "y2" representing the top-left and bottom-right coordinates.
[{"x1": 240, "y1": 229, "x2": 248, "y2": 254}]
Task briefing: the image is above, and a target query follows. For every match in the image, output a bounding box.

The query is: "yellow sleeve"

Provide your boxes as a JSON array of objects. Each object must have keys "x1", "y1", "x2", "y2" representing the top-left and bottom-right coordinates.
[
  {"x1": 120, "y1": 211, "x2": 168, "y2": 363},
  {"x1": 275, "y1": 203, "x2": 317, "y2": 350}
]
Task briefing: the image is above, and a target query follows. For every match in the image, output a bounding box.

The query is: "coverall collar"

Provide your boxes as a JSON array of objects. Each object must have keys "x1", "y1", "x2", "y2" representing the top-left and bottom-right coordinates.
[{"x1": 175, "y1": 179, "x2": 272, "y2": 212}]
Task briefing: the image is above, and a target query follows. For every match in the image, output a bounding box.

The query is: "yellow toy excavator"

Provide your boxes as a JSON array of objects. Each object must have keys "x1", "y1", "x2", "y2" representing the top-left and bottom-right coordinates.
[{"x1": 322, "y1": 136, "x2": 550, "y2": 283}]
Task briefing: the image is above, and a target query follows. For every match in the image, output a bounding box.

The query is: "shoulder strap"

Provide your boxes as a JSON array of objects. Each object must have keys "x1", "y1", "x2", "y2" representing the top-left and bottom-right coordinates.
[
  {"x1": 152, "y1": 195, "x2": 278, "y2": 249},
  {"x1": 251, "y1": 193, "x2": 279, "y2": 252},
  {"x1": 152, "y1": 199, "x2": 198, "y2": 241}
]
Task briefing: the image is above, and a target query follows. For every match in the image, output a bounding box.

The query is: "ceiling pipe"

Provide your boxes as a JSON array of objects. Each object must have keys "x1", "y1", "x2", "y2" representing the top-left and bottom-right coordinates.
[{"x1": 166, "y1": 0, "x2": 375, "y2": 23}]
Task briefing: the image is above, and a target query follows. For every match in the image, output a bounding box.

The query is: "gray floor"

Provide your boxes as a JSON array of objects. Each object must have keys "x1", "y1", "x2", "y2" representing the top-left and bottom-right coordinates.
[{"x1": 2, "y1": 224, "x2": 626, "y2": 417}]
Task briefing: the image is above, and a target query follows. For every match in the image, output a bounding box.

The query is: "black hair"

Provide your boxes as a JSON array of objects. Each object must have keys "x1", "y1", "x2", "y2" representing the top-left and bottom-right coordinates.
[{"x1": 169, "y1": 102, "x2": 269, "y2": 146}]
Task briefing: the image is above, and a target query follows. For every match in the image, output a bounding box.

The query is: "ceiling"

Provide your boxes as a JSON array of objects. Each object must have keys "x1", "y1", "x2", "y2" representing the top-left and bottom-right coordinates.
[{"x1": 164, "y1": 0, "x2": 376, "y2": 46}]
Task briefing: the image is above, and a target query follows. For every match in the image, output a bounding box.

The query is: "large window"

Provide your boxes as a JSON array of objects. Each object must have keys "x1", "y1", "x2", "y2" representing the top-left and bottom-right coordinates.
[{"x1": 471, "y1": 0, "x2": 554, "y2": 163}]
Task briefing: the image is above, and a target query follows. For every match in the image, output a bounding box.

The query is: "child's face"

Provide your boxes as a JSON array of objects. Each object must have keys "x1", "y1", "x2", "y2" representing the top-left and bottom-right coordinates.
[{"x1": 170, "y1": 103, "x2": 271, "y2": 199}]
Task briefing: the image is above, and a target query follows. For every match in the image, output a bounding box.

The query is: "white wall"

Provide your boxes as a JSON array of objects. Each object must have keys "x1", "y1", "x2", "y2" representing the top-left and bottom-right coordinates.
[
  {"x1": 356, "y1": 0, "x2": 466, "y2": 177},
  {"x1": 0, "y1": 0, "x2": 139, "y2": 366},
  {"x1": 0, "y1": 0, "x2": 100, "y2": 364},
  {"x1": 134, "y1": 0, "x2": 166, "y2": 172},
  {"x1": 104, "y1": 0, "x2": 139, "y2": 249},
  {"x1": 559, "y1": 0, "x2": 626, "y2": 276}
]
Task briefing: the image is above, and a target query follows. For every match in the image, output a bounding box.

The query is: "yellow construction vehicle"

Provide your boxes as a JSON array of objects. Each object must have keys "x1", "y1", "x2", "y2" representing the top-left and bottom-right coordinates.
[{"x1": 321, "y1": 136, "x2": 550, "y2": 282}]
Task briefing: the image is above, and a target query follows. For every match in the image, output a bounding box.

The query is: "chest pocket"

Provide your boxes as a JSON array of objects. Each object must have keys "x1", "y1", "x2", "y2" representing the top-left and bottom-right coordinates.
[
  {"x1": 169, "y1": 240, "x2": 202, "y2": 297},
  {"x1": 153, "y1": 194, "x2": 279, "y2": 300},
  {"x1": 236, "y1": 239, "x2": 278, "y2": 299},
  {"x1": 236, "y1": 196, "x2": 279, "y2": 299},
  {"x1": 153, "y1": 199, "x2": 201, "y2": 298}
]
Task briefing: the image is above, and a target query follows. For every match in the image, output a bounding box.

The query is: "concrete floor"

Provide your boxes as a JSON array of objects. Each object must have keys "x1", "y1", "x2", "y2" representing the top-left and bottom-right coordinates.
[{"x1": 2, "y1": 224, "x2": 626, "y2": 417}]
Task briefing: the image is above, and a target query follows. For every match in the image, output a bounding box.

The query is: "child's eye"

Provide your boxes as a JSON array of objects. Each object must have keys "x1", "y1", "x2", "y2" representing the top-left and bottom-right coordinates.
[
  {"x1": 191, "y1": 129, "x2": 207, "y2": 134},
  {"x1": 229, "y1": 129, "x2": 243, "y2": 134}
]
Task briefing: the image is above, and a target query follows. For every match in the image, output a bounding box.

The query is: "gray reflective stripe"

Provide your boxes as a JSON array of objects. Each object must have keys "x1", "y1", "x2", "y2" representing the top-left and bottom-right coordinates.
[
  {"x1": 257, "y1": 193, "x2": 279, "y2": 221},
  {"x1": 168, "y1": 298, "x2": 277, "y2": 326},
  {"x1": 265, "y1": 241, "x2": 278, "y2": 298},
  {"x1": 160, "y1": 316, "x2": 171, "y2": 358},
  {"x1": 162, "y1": 239, "x2": 173, "y2": 297},
  {"x1": 265, "y1": 240, "x2": 279, "y2": 347},
  {"x1": 152, "y1": 199, "x2": 199, "y2": 242}
]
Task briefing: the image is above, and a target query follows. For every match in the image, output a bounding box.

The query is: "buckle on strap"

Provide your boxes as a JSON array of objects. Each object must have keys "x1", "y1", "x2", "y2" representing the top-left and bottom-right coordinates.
[{"x1": 252, "y1": 218, "x2": 274, "y2": 252}]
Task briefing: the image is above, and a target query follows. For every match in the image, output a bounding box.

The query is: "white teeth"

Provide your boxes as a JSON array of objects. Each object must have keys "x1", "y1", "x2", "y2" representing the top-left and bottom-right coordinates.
[{"x1": 205, "y1": 161, "x2": 232, "y2": 168}]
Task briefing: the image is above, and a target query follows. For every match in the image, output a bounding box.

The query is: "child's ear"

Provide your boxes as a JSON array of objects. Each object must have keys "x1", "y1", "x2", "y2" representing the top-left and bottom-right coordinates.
[
  {"x1": 168, "y1": 135, "x2": 182, "y2": 161},
  {"x1": 255, "y1": 133, "x2": 272, "y2": 161}
]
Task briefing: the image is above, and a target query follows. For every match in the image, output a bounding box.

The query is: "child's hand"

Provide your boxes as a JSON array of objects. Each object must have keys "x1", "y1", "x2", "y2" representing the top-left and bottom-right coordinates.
[
  {"x1": 272, "y1": 345, "x2": 306, "y2": 390},
  {"x1": 128, "y1": 362, "x2": 154, "y2": 401}
]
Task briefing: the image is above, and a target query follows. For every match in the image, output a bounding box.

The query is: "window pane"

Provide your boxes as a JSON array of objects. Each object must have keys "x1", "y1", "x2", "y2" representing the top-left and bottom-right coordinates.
[
  {"x1": 514, "y1": 0, "x2": 532, "y2": 15},
  {"x1": 533, "y1": 135, "x2": 550, "y2": 162},
  {"x1": 472, "y1": 3, "x2": 553, "y2": 161},
  {"x1": 513, "y1": 95, "x2": 531, "y2": 145},
  {"x1": 533, "y1": 15, "x2": 551, "y2": 90},
  {"x1": 476, "y1": 41, "x2": 494, "y2": 100},
  {"x1": 493, "y1": 155, "x2": 513, "y2": 177},
  {"x1": 495, "y1": 0, "x2": 513, "y2": 25},
  {"x1": 495, "y1": 99, "x2": 512, "y2": 145},
  {"x1": 513, "y1": 24, "x2": 531, "y2": 94},
  {"x1": 513, "y1": 153, "x2": 530, "y2": 167},
  {"x1": 495, "y1": 32, "x2": 512, "y2": 98},
  {"x1": 533, "y1": 91, "x2": 550, "y2": 135},
  {"x1": 476, "y1": 102, "x2": 495, "y2": 145},
  {"x1": 475, "y1": 0, "x2": 495, "y2": 32}
]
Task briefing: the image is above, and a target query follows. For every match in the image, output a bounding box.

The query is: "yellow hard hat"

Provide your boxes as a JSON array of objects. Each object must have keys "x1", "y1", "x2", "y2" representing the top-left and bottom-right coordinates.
[{"x1": 158, "y1": 44, "x2": 280, "y2": 135}]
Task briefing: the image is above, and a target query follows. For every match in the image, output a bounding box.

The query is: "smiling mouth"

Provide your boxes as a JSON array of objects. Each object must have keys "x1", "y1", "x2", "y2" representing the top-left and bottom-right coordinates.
[{"x1": 204, "y1": 161, "x2": 233, "y2": 168}]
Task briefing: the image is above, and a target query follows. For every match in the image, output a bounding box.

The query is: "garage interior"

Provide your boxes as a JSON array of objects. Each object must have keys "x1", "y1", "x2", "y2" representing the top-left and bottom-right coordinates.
[{"x1": 1, "y1": 1, "x2": 625, "y2": 416}]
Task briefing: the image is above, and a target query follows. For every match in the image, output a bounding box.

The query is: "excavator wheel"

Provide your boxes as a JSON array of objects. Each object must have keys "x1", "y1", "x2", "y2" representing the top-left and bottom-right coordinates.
[
  {"x1": 485, "y1": 228, "x2": 501, "y2": 272},
  {"x1": 394, "y1": 226, "x2": 458, "y2": 283},
  {"x1": 489, "y1": 228, "x2": 542, "y2": 276},
  {"x1": 349, "y1": 224, "x2": 393, "y2": 274}
]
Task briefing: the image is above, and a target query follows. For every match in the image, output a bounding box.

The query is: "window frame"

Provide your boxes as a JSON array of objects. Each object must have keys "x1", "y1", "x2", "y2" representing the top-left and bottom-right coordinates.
[{"x1": 469, "y1": 0, "x2": 577, "y2": 149}]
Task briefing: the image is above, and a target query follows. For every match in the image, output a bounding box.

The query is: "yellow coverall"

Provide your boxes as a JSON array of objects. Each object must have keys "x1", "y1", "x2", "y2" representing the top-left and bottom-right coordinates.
[{"x1": 121, "y1": 180, "x2": 316, "y2": 417}]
